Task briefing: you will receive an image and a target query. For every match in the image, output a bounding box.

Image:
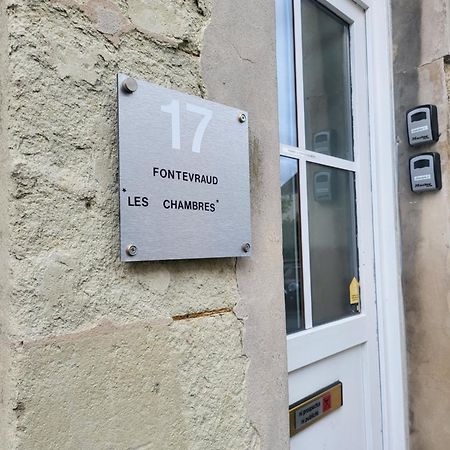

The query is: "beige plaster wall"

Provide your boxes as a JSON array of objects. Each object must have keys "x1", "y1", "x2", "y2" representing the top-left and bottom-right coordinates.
[
  {"x1": 0, "y1": 0, "x2": 288, "y2": 448},
  {"x1": 392, "y1": 1, "x2": 450, "y2": 448}
]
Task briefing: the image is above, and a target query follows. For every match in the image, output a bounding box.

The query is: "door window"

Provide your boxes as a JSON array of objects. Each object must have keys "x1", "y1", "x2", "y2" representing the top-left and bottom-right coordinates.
[
  {"x1": 306, "y1": 163, "x2": 359, "y2": 326},
  {"x1": 280, "y1": 157, "x2": 304, "y2": 332},
  {"x1": 277, "y1": 0, "x2": 361, "y2": 334},
  {"x1": 302, "y1": 0, "x2": 353, "y2": 160}
]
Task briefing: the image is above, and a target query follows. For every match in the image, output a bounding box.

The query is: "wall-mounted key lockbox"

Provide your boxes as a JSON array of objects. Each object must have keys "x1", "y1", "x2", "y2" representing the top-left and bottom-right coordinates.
[
  {"x1": 406, "y1": 105, "x2": 439, "y2": 146},
  {"x1": 409, "y1": 152, "x2": 442, "y2": 193}
]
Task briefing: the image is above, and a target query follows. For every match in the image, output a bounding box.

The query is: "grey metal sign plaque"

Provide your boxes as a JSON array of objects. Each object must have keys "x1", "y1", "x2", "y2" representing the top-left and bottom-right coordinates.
[{"x1": 117, "y1": 74, "x2": 251, "y2": 262}]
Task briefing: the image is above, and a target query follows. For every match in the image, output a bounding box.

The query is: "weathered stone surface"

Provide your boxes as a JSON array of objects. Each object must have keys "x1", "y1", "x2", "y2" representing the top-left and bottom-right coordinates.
[
  {"x1": 128, "y1": 0, "x2": 211, "y2": 54},
  {"x1": 406, "y1": 60, "x2": 450, "y2": 450},
  {"x1": 13, "y1": 314, "x2": 258, "y2": 449},
  {"x1": 420, "y1": 0, "x2": 450, "y2": 65},
  {"x1": 393, "y1": 2, "x2": 450, "y2": 449},
  {"x1": 0, "y1": 0, "x2": 277, "y2": 448},
  {"x1": 81, "y1": 0, "x2": 133, "y2": 44},
  {"x1": 6, "y1": 0, "x2": 233, "y2": 340},
  {"x1": 0, "y1": 1, "x2": 15, "y2": 446},
  {"x1": 202, "y1": 1, "x2": 289, "y2": 448}
]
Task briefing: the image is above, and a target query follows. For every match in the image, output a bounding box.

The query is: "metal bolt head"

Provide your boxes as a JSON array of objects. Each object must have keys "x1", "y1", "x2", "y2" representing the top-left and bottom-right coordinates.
[
  {"x1": 126, "y1": 244, "x2": 138, "y2": 256},
  {"x1": 238, "y1": 113, "x2": 247, "y2": 123},
  {"x1": 241, "y1": 242, "x2": 251, "y2": 253},
  {"x1": 122, "y1": 77, "x2": 138, "y2": 94}
]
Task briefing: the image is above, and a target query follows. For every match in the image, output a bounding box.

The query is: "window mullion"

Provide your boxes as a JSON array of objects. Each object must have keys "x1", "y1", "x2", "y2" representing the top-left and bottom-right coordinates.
[
  {"x1": 298, "y1": 156, "x2": 313, "y2": 329},
  {"x1": 293, "y1": 0, "x2": 306, "y2": 150},
  {"x1": 294, "y1": 0, "x2": 312, "y2": 329}
]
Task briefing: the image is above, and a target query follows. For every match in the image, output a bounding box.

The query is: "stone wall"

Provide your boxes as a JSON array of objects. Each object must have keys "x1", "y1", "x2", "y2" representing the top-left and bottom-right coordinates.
[
  {"x1": 392, "y1": 1, "x2": 450, "y2": 448},
  {"x1": 0, "y1": 0, "x2": 14, "y2": 446},
  {"x1": 0, "y1": 1, "x2": 288, "y2": 448}
]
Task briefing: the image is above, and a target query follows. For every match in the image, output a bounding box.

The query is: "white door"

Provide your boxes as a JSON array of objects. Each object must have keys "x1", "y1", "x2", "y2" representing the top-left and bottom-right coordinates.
[{"x1": 276, "y1": 0, "x2": 383, "y2": 448}]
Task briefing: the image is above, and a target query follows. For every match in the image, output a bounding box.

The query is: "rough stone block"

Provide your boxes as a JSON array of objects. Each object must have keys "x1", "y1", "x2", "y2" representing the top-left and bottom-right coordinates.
[{"x1": 12, "y1": 314, "x2": 258, "y2": 449}]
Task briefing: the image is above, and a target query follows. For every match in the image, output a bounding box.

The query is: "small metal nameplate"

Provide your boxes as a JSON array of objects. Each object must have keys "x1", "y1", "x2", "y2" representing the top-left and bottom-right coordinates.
[
  {"x1": 117, "y1": 74, "x2": 251, "y2": 262},
  {"x1": 289, "y1": 381, "x2": 343, "y2": 436}
]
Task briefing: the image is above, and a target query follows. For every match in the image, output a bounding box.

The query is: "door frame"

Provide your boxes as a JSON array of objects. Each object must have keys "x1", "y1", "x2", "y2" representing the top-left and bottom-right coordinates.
[
  {"x1": 277, "y1": 0, "x2": 408, "y2": 448},
  {"x1": 364, "y1": 0, "x2": 409, "y2": 449}
]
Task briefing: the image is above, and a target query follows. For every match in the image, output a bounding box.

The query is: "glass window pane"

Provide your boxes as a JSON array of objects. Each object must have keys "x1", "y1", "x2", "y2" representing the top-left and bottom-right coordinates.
[
  {"x1": 306, "y1": 163, "x2": 359, "y2": 326},
  {"x1": 301, "y1": 0, "x2": 353, "y2": 160},
  {"x1": 280, "y1": 156, "x2": 304, "y2": 333},
  {"x1": 276, "y1": 0, "x2": 298, "y2": 146}
]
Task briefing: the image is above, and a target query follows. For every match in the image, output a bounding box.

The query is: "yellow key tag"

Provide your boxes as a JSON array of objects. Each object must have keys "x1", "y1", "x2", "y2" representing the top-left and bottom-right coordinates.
[{"x1": 349, "y1": 277, "x2": 360, "y2": 305}]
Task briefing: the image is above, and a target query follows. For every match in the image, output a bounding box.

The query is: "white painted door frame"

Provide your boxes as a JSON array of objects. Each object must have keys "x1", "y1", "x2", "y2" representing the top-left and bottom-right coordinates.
[
  {"x1": 364, "y1": 1, "x2": 409, "y2": 449},
  {"x1": 277, "y1": 0, "x2": 408, "y2": 447}
]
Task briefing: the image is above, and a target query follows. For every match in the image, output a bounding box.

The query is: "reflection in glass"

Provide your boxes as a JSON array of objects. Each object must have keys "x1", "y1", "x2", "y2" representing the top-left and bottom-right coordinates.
[
  {"x1": 280, "y1": 156, "x2": 304, "y2": 333},
  {"x1": 276, "y1": 0, "x2": 298, "y2": 146},
  {"x1": 301, "y1": 0, "x2": 353, "y2": 160},
  {"x1": 307, "y1": 163, "x2": 359, "y2": 326}
]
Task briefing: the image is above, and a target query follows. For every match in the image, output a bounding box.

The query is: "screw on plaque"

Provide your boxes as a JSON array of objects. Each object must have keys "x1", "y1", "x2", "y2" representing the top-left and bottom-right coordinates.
[
  {"x1": 126, "y1": 244, "x2": 138, "y2": 256},
  {"x1": 122, "y1": 77, "x2": 138, "y2": 94},
  {"x1": 238, "y1": 113, "x2": 247, "y2": 123},
  {"x1": 241, "y1": 243, "x2": 251, "y2": 253}
]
